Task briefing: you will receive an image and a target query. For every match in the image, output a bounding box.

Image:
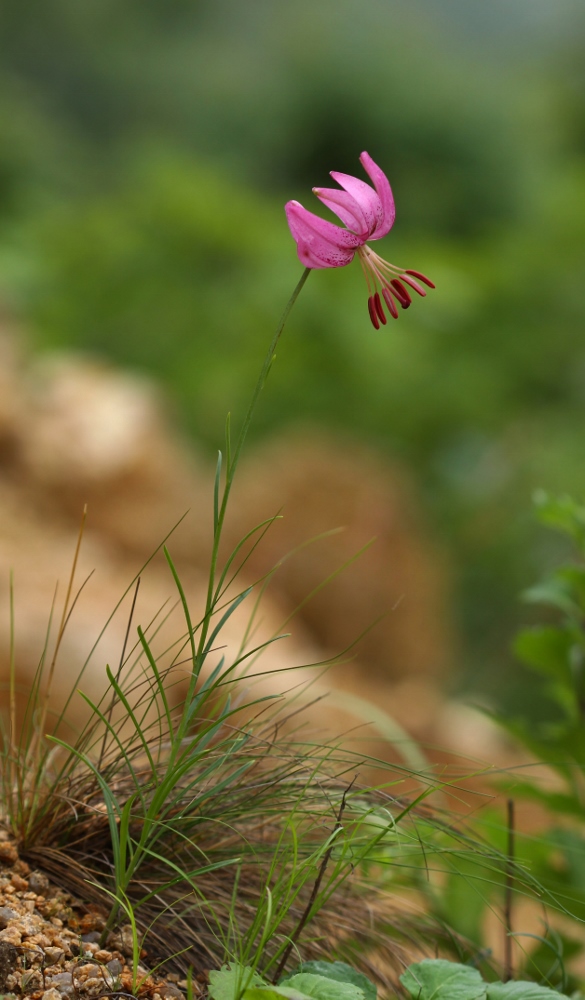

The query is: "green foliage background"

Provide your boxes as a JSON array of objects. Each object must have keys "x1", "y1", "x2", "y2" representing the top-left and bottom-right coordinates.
[{"x1": 1, "y1": 0, "x2": 585, "y2": 710}]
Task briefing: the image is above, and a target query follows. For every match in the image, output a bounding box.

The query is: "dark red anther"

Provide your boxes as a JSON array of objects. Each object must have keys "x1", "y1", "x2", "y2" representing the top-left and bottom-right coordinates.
[
  {"x1": 405, "y1": 269, "x2": 435, "y2": 289},
  {"x1": 382, "y1": 287, "x2": 399, "y2": 319},
  {"x1": 390, "y1": 279, "x2": 412, "y2": 308},
  {"x1": 374, "y1": 292, "x2": 387, "y2": 325},
  {"x1": 401, "y1": 273, "x2": 426, "y2": 297},
  {"x1": 367, "y1": 296, "x2": 380, "y2": 329}
]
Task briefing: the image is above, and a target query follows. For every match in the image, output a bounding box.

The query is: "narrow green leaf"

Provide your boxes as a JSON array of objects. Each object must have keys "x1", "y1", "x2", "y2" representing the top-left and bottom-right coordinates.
[
  {"x1": 164, "y1": 546, "x2": 197, "y2": 678},
  {"x1": 214, "y1": 450, "x2": 223, "y2": 535},
  {"x1": 137, "y1": 625, "x2": 173, "y2": 737},
  {"x1": 225, "y1": 413, "x2": 231, "y2": 475},
  {"x1": 203, "y1": 587, "x2": 253, "y2": 655},
  {"x1": 105, "y1": 665, "x2": 156, "y2": 774}
]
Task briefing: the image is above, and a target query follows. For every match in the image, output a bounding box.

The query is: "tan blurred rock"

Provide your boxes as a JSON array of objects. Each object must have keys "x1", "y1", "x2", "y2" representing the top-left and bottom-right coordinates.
[
  {"x1": 222, "y1": 430, "x2": 453, "y2": 742},
  {"x1": 18, "y1": 353, "x2": 210, "y2": 560}
]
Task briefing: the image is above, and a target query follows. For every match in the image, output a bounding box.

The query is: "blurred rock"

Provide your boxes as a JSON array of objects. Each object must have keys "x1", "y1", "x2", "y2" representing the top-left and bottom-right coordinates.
[{"x1": 225, "y1": 431, "x2": 451, "y2": 683}]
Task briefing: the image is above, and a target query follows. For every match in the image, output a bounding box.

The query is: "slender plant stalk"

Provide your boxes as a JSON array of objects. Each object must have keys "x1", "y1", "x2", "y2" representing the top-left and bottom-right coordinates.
[
  {"x1": 182, "y1": 267, "x2": 311, "y2": 720},
  {"x1": 504, "y1": 797, "x2": 515, "y2": 982},
  {"x1": 35, "y1": 504, "x2": 88, "y2": 754},
  {"x1": 9, "y1": 571, "x2": 16, "y2": 801},
  {"x1": 272, "y1": 776, "x2": 355, "y2": 982}
]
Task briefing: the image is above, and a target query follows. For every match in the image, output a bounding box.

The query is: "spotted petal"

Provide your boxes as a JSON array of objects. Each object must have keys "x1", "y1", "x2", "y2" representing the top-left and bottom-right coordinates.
[
  {"x1": 285, "y1": 200, "x2": 361, "y2": 269},
  {"x1": 359, "y1": 151, "x2": 395, "y2": 238}
]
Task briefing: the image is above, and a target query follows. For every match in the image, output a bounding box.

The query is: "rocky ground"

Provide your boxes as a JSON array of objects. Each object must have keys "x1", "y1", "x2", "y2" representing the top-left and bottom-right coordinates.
[{"x1": 0, "y1": 833, "x2": 202, "y2": 1000}]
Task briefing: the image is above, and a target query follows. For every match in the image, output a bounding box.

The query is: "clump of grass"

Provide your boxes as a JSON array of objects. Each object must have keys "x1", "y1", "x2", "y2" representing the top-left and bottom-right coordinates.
[{"x1": 0, "y1": 500, "x2": 489, "y2": 990}]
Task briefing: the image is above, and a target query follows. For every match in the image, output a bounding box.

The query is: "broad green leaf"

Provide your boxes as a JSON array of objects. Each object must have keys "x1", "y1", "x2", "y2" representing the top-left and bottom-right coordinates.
[
  {"x1": 487, "y1": 981, "x2": 566, "y2": 1000},
  {"x1": 522, "y1": 579, "x2": 581, "y2": 619},
  {"x1": 245, "y1": 987, "x2": 310, "y2": 1000},
  {"x1": 513, "y1": 628, "x2": 572, "y2": 683},
  {"x1": 548, "y1": 828, "x2": 585, "y2": 892},
  {"x1": 533, "y1": 492, "x2": 585, "y2": 550},
  {"x1": 281, "y1": 974, "x2": 364, "y2": 1000},
  {"x1": 282, "y1": 961, "x2": 376, "y2": 1000},
  {"x1": 401, "y1": 960, "x2": 486, "y2": 1000},
  {"x1": 209, "y1": 964, "x2": 266, "y2": 1000}
]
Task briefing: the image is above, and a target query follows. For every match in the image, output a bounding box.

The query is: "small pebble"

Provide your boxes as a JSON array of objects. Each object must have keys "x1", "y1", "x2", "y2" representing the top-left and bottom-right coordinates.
[
  {"x1": 74, "y1": 962, "x2": 101, "y2": 980},
  {"x1": 0, "y1": 906, "x2": 17, "y2": 928},
  {"x1": 46, "y1": 971, "x2": 74, "y2": 997},
  {"x1": 81, "y1": 930, "x2": 101, "y2": 943},
  {"x1": 10, "y1": 873, "x2": 28, "y2": 892},
  {"x1": 94, "y1": 949, "x2": 112, "y2": 962},
  {"x1": 44, "y1": 946, "x2": 65, "y2": 964},
  {"x1": 80, "y1": 975, "x2": 107, "y2": 996},
  {"x1": 47, "y1": 971, "x2": 73, "y2": 987},
  {"x1": 0, "y1": 927, "x2": 21, "y2": 945},
  {"x1": 160, "y1": 985, "x2": 186, "y2": 1000},
  {"x1": 26, "y1": 931, "x2": 51, "y2": 947},
  {"x1": 28, "y1": 871, "x2": 50, "y2": 895},
  {"x1": 42, "y1": 989, "x2": 64, "y2": 1000},
  {"x1": 0, "y1": 843, "x2": 18, "y2": 866}
]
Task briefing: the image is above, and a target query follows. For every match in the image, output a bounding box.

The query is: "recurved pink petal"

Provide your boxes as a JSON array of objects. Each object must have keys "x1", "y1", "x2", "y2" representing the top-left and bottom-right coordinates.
[
  {"x1": 328, "y1": 171, "x2": 383, "y2": 237},
  {"x1": 285, "y1": 200, "x2": 361, "y2": 269},
  {"x1": 313, "y1": 186, "x2": 370, "y2": 239},
  {"x1": 359, "y1": 152, "x2": 396, "y2": 238}
]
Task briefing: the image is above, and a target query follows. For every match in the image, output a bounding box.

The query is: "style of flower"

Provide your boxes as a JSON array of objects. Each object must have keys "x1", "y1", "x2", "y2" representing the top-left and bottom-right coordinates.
[{"x1": 285, "y1": 151, "x2": 434, "y2": 328}]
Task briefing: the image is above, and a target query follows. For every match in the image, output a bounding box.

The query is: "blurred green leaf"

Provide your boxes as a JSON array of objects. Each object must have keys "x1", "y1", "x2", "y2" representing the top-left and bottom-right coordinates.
[
  {"x1": 281, "y1": 963, "x2": 375, "y2": 1000},
  {"x1": 401, "y1": 960, "x2": 486, "y2": 1000},
  {"x1": 209, "y1": 964, "x2": 265, "y2": 1000}
]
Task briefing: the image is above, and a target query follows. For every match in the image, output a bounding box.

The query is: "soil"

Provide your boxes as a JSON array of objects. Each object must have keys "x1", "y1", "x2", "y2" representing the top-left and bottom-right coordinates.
[{"x1": 0, "y1": 836, "x2": 206, "y2": 1000}]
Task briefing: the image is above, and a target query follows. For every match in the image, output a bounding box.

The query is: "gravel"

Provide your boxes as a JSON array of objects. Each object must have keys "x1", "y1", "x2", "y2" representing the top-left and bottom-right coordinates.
[{"x1": 0, "y1": 833, "x2": 204, "y2": 1000}]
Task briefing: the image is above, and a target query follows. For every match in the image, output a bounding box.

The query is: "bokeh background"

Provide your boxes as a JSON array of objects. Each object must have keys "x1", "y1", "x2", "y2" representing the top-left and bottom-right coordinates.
[{"x1": 1, "y1": 0, "x2": 585, "y2": 718}]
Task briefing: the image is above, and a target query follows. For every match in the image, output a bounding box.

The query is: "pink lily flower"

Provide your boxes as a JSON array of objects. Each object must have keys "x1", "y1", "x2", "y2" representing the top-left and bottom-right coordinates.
[{"x1": 285, "y1": 151, "x2": 434, "y2": 328}]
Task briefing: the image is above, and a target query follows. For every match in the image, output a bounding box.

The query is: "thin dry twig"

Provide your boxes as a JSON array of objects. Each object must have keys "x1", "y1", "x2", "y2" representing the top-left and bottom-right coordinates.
[
  {"x1": 36, "y1": 504, "x2": 88, "y2": 750},
  {"x1": 272, "y1": 775, "x2": 357, "y2": 981},
  {"x1": 9, "y1": 570, "x2": 16, "y2": 797},
  {"x1": 504, "y1": 797, "x2": 515, "y2": 982}
]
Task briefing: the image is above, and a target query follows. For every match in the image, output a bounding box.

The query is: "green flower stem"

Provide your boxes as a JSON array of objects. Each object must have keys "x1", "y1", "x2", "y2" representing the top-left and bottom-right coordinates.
[
  {"x1": 228, "y1": 266, "x2": 312, "y2": 484},
  {"x1": 185, "y1": 266, "x2": 311, "y2": 708}
]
